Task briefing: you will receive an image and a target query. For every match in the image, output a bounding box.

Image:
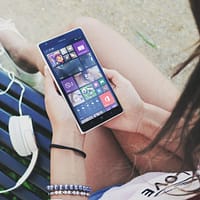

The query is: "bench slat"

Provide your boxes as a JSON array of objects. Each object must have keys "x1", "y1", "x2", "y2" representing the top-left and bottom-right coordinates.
[
  {"x1": 0, "y1": 172, "x2": 43, "y2": 200},
  {"x1": 0, "y1": 128, "x2": 50, "y2": 173},
  {"x1": 0, "y1": 70, "x2": 45, "y2": 113},
  {"x1": 0, "y1": 93, "x2": 51, "y2": 132},
  {"x1": 0, "y1": 149, "x2": 48, "y2": 192}
]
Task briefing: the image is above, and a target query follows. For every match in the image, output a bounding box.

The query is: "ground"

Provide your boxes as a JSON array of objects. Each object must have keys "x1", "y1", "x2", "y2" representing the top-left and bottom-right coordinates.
[{"x1": 0, "y1": 0, "x2": 199, "y2": 90}]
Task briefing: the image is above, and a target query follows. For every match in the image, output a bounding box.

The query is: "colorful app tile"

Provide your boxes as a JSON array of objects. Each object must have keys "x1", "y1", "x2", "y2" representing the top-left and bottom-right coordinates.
[
  {"x1": 102, "y1": 84, "x2": 109, "y2": 92},
  {"x1": 93, "y1": 81, "x2": 100, "y2": 88},
  {"x1": 75, "y1": 102, "x2": 91, "y2": 122},
  {"x1": 68, "y1": 90, "x2": 85, "y2": 106},
  {"x1": 66, "y1": 45, "x2": 74, "y2": 52},
  {"x1": 75, "y1": 103, "x2": 90, "y2": 120},
  {"x1": 79, "y1": 53, "x2": 96, "y2": 68},
  {"x1": 63, "y1": 54, "x2": 71, "y2": 62},
  {"x1": 96, "y1": 88, "x2": 103, "y2": 94},
  {"x1": 60, "y1": 47, "x2": 68, "y2": 55},
  {"x1": 89, "y1": 97, "x2": 104, "y2": 112},
  {"x1": 98, "y1": 77, "x2": 106, "y2": 86},
  {"x1": 54, "y1": 65, "x2": 66, "y2": 79},
  {"x1": 73, "y1": 40, "x2": 89, "y2": 56},
  {"x1": 69, "y1": 51, "x2": 78, "y2": 59},
  {"x1": 74, "y1": 66, "x2": 102, "y2": 88},
  {"x1": 99, "y1": 91, "x2": 116, "y2": 108},
  {"x1": 80, "y1": 84, "x2": 97, "y2": 100},
  {"x1": 47, "y1": 50, "x2": 64, "y2": 67},
  {"x1": 87, "y1": 66, "x2": 102, "y2": 80},
  {"x1": 61, "y1": 77, "x2": 78, "y2": 93},
  {"x1": 63, "y1": 58, "x2": 84, "y2": 76},
  {"x1": 74, "y1": 97, "x2": 104, "y2": 122},
  {"x1": 74, "y1": 72, "x2": 90, "y2": 87}
]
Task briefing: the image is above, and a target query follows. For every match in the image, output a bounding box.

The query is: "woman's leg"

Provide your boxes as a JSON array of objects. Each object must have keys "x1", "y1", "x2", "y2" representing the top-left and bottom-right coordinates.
[
  {"x1": 112, "y1": 130, "x2": 183, "y2": 174},
  {"x1": 84, "y1": 127, "x2": 134, "y2": 192},
  {"x1": 0, "y1": 29, "x2": 44, "y2": 73},
  {"x1": 85, "y1": 128, "x2": 182, "y2": 192}
]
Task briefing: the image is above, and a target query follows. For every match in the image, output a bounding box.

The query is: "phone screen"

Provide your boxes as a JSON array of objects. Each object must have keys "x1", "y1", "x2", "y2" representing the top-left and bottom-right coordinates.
[{"x1": 38, "y1": 28, "x2": 123, "y2": 132}]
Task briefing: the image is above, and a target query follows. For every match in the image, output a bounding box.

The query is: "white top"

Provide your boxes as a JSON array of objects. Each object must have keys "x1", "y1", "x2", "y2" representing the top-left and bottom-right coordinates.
[{"x1": 100, "y1": 171, "x2": 199, "y2": 200}]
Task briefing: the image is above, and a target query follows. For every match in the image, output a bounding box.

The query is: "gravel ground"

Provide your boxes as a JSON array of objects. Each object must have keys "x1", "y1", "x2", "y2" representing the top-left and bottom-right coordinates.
[{"x1": 0, "y1": 0, "x2": 199, "y2": 90}]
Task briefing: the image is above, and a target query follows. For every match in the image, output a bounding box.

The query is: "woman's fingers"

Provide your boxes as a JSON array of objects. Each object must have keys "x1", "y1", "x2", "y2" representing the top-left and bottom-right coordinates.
[{"x1": 44, "y1": 66, "x2": 59, "y2": 99}]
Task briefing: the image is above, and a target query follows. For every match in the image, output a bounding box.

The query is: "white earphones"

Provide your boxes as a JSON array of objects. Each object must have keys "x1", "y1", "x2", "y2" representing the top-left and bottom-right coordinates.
[
  {"x1": 0, "y1": 65, "x2": 38, "y2": 193},
  {"x1": 0, "y1": 65, "x2": 24, "y2": 115}
]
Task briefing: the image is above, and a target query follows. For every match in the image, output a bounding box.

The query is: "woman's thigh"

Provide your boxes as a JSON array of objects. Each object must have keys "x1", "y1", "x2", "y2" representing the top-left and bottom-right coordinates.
[
  {"x1": 84, "y1": 127, "x2": 134, "y2": 192},
  {"x1": 113, "y1": 130, "x2": 183, "y2": 173}
]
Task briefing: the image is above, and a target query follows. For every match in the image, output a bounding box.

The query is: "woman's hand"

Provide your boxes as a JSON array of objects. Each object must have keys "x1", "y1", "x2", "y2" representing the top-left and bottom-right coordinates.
[
  {"x1": 44, "y1": 67, "x2": 85, "y2": 148},
  {"x1": 103, "y1": 68, "x2": 144, "y2": 133}
]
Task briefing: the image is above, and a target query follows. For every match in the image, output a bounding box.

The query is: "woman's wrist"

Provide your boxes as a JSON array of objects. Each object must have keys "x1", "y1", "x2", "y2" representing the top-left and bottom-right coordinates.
[
  {"x1": 50, "y1": 128, "x2": 87, "y2": 199},
  {"x1": 50, "y1": 144, "x2": 87, "y2": 199},
  {"x1": 51, "y1": 125, "x2": 85, "y2": 150}
]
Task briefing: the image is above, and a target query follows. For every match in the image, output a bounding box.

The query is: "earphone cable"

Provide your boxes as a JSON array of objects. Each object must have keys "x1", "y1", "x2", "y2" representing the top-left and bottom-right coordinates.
[{"x1": 0, "y1": 64, "x2": 25, "y2": 115}]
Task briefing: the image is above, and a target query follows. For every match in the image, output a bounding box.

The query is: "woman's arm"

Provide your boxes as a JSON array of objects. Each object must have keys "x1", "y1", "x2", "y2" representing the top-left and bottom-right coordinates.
[
  {"x1": 44, "y1": 67, "x2": 88, "y2": 200},
  {"x1": 112, "y1": 100, "x2": 184, "y2": 173},
  {"x1": 50, "y1": 131, "x2": 87, "y2": 200},
  {"x1": 50, "y1": 148, "x2": 87, "y2": 200},
  {"x1": 103, "y1": 68, "x2": 184, "y2": 172}
]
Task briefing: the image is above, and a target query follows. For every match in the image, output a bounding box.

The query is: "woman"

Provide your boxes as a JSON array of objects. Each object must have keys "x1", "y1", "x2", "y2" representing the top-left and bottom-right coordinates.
[
  {"x1": 0, "y1": 0, "x2": 199, "y2": 199},
  {"x1": 45, "y1": 1, "x2": 200, "y2": 199}
]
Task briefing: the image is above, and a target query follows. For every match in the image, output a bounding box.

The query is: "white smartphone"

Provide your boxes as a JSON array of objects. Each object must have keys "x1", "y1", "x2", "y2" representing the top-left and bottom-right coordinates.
[{"x1": 38, "y1": 28, "x2": 123, "y2": 133}]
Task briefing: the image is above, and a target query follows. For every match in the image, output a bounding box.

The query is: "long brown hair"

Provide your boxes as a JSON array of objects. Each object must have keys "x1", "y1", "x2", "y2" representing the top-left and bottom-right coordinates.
[{"x1": 142, "y1": 0, "x2": 200, "y2": 198}]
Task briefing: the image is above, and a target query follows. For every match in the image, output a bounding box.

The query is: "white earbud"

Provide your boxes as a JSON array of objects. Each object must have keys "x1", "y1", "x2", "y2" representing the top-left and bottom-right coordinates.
[{"x1": 9, "y1": 115, "x2": 38, "y2": 156}]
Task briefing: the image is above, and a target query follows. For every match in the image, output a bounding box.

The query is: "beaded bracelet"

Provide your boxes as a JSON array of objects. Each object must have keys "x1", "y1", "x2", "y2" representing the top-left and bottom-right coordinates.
[
  {"x1": 50, "y1": 144, "x2": 86, "y2": 158},
  {"x1": 46, "y1": 184, "x2": 92, "y2": 197}
]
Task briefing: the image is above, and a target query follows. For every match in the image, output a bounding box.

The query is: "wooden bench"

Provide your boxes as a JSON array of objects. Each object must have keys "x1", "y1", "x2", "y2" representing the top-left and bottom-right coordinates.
[{"x1": 0, "y1": 69, "x2": 51, "y2": 200}]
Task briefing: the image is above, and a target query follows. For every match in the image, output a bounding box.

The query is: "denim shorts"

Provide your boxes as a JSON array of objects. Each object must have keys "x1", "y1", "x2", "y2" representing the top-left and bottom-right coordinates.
[{"x1": 89, "y1": 185, "x2": 119, "y2": 200}]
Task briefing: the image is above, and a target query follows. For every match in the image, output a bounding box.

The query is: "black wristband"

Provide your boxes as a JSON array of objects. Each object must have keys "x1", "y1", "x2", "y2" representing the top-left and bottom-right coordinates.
[{"x1": 50, "y1": 144, "x2": 86, "y2": 158}]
